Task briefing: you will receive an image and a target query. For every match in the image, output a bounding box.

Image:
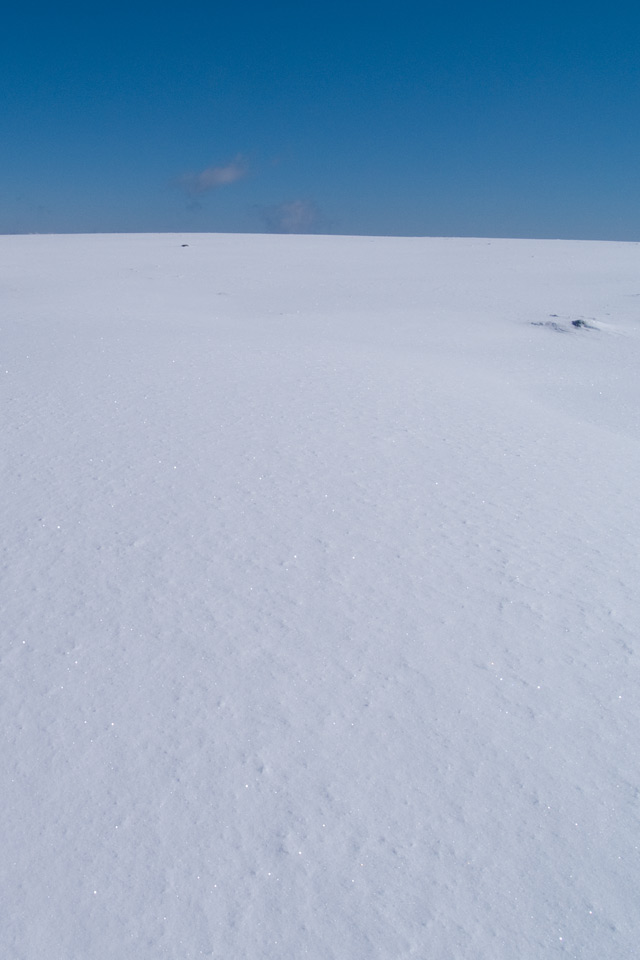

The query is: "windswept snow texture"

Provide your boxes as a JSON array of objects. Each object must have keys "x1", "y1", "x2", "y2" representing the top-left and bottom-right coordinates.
[{"x1": 2, "y1": 233, "x2": 640, "y2": 960}]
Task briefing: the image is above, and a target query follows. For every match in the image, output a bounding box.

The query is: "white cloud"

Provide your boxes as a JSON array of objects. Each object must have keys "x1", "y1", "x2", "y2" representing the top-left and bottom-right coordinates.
[
  {"x1": 258, "y1": 199, "x2": 319, "y2": 234},
  {"x1": 178, "y1": 156, "x2": 248, "y2": 196}
]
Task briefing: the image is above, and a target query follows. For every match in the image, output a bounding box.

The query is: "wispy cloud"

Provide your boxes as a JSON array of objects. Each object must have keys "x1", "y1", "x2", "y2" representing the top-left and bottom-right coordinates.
[
  {"x1": 258, "y1": 199, "x2": 319, "y2": 234},
  {"x1": 177, "y1": 156, "x2": 248, "y2": 197}
]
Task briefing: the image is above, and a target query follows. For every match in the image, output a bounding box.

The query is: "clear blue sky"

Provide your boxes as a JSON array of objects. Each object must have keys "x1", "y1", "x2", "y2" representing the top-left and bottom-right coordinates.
[{"x1": 2, "y1": 1, "x2": 639, "y2": 238}]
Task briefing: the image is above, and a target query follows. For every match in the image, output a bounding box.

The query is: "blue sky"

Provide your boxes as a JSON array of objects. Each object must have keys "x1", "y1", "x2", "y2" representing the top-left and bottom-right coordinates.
[{"x1": 2, "y1": 1, "x2": 638, "y2": 238}]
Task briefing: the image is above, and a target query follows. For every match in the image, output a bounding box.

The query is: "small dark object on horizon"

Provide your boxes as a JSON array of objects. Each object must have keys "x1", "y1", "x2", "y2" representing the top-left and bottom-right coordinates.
[{"x1": 181, "y1": 244, "x2": 189, "y2": 247}]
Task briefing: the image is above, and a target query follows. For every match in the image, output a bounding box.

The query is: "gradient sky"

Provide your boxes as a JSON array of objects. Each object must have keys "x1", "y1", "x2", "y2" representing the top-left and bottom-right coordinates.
[{"x1": 2, "y1": 1, "x2": 639, "y2": 238}]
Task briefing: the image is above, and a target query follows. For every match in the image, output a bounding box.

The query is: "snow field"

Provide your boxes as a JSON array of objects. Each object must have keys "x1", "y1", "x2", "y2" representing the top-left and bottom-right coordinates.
[{"x1": 1, "y1": 233, "x2": 639, "y2": 959}]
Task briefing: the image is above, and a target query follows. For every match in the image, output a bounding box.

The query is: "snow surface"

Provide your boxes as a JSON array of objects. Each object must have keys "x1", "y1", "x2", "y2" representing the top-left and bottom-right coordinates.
[{"x1": 2, "y1": 233, "x2": 639, "y2": 959}]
